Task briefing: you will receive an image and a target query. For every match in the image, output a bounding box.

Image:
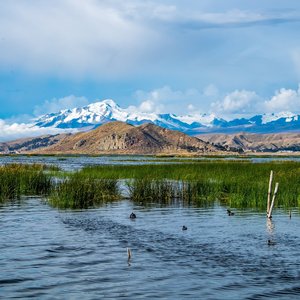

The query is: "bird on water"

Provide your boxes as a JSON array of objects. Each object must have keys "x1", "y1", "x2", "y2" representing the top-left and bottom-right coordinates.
[
  {"x1": 267, "y1": 239, "x2": 276, "y2": 246},
  {"x1": 182, "y1": 225, "x2": 188, "y2": 231},
  {"x1": 130, "y1": 212, "x2": 136, "y2": 219},
  {"x1": 227, "y1": 209, "x2": 235, "y2": 216}
]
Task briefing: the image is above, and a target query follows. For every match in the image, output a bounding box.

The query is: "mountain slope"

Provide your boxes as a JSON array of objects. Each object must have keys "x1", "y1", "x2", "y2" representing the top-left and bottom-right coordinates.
[
  {"x1": 198, "y1": 132, "x2": 300, "y2": 152},
  {"x1": 0, "y1": 134, "x2": 69, "y2": 154},
  {"x1": 26, "y1": 121, "x2": 220, "y2": 155}
]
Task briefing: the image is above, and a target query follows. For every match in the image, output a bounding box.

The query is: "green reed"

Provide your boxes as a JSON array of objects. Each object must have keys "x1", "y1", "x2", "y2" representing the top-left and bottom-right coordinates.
[
  {"x1": 49, "y1": 174, "x2": 120, "y2": 209},
  {"x1": 0, "y1": 164, "x2": 52, "y2": 201},
  {"x1": 78, "y1": 160, "x2": 300, "y2": 209},
  {"x1": 128, "y1": 178, "x2": 176, "y2": 204}
]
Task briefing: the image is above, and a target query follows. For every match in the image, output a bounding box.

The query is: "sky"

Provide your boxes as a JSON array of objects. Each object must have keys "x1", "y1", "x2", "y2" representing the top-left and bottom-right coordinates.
[{"x1": 1, "y1": 0, "x2": 300, "y2": 127}]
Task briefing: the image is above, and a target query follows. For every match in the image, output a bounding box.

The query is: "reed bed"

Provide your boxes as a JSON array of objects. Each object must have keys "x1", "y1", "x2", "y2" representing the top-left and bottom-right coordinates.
[
  {"x1": 128, "y1": 179, "x2": 176, "y2": 204},
  {"x1": 2, "y1": 160, "x2": 300, "y2": 209},
  {"x1": 0, "y1": 164, "x2": 52, "y2": 201},
  {"x1": 79, "y1": 161, "x2": 300, "y2": 208},
  {"x1": 49, "y1": 175, "x2": 120, "y2": 209}
]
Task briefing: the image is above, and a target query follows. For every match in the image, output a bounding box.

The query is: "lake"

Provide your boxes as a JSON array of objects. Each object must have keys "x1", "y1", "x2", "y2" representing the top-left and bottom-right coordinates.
[
  {"x1": 1, "y1": 154, "x2": 300, "y2": 171},
  {"x1": 1, "y1": 198, "x2": 300, "y2": 299},
  {"x1": 1, "y1": 155, "x2": 300, "y2": 299}
]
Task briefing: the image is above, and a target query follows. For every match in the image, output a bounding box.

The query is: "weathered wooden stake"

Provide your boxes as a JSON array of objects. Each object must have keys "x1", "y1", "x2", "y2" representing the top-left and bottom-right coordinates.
[
  {"x1": 127, "y1": 248, "x2": 132, "y2": 261},
  {"x1": 289, "y1": 210, "x2": 292, "y2": 219},
  {"x1": 267, "y1": 170, "x2": 273, "y2": 214},
  {"x1": 267, "y1": 182, "x2": 279, "y2": 219}
]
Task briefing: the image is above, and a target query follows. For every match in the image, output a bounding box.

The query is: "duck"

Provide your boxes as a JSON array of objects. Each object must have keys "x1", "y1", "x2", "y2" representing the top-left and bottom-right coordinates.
[
  {"x1": 267, "y1": 239, "x2": 276, "y2": 246},
  {"x1": 130, "y1": 212, "x2": 136, "y2": 219},
  {"x1": 182, "y1": 225, "x2": 188, "y2": 231},
  {"x1": 227, "y1": 209, "x2": 235, "y2": 216}
]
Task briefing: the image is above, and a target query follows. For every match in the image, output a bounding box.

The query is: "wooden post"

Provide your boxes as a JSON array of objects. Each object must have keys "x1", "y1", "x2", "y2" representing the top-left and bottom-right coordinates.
[
  {"x1": 127, "y1": 248, "x2": 132, "y2": 261},
  {"x1": 267, "y1": 182, "x2": 279, "y2": 219},
  {"x1": 267, "y1": 170, "x2": 273, "y2": 214}
]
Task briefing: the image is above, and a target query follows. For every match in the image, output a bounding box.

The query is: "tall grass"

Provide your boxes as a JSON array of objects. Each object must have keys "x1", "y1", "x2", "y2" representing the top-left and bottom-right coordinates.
[
  {"x1": 2, "y1": 160, "x2": 300, "y2": 209},
  {"x1": 79, "y1": 161, "x2": 300, "y2": 208},
  {"x1": 0, "y1": 164, "x2": 52, "y2": 201},
  {"x1": 49, "y1": 174, "x2": 120, "y2": 209},
  {"x1": 128, "y1": 179, "x2": 176, "y2": 204}
]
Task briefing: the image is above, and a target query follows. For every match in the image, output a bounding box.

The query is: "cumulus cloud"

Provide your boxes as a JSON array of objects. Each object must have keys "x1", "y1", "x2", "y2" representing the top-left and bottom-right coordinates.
[
  {"x1": 34, "y1": 95, "x2": 89, "y2": 116},
  {"x1": 133, "y1": 86, "x2": 203, "y2": 114},
  {"x1": 211, "y1": 90, "x2": 261, "y2": 115},
  {"x1": 209, "y1": 85, "x2": 300, "y2": 117},
  {"x1": 0, "y1": 119, "x2": 74, "y2": 142},
  {"x1": 263, "y1": 85, "x2": 300, "y2": 113}
]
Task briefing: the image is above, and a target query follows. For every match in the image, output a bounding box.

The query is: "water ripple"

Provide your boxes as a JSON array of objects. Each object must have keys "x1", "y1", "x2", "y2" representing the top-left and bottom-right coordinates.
[{"x1": 1, "y1": 198, "x2": 300, "y2": 299}]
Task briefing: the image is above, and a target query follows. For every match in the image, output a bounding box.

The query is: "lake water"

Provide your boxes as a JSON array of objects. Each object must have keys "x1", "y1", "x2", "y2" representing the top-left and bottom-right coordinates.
[
  {"x1": 1, "y1": 155, "x2": 300, "y2": 299},
  {"x1": 1, "y1": 198, "x2": 300, "y2": 299},
  {"x1": 1, "y1": 154, "x2": 300, "y2": 171}
]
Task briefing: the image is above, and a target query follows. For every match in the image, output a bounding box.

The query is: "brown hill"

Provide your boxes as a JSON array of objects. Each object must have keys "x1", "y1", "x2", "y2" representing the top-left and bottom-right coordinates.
[
  {"x1": 0, "y1": 134, "x2": 69, "y2": 154},
  {"x1": 8, "y1": 122, "x2": 220, "y2": 155},
  {"x1": 197, "y1": 132, "x2": 300, "y2": 153}
]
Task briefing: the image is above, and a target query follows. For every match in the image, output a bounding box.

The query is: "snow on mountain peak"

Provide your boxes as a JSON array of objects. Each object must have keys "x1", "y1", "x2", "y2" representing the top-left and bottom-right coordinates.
[
  {"x1": 262, "y1": 112, "x2": 298, "y2": 124},
  {"x1": 34, "y1": 99, "x2": 300, "y2": 134},
  {"x1": 174, "y1": 113, "x2": 217, "y2": 126}
]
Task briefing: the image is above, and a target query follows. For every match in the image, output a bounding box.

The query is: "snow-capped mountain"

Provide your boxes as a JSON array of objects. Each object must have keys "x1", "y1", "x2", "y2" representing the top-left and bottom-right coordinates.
[
  {"x1": 34, "y1": 99, "x2": 220, "y2": 132},
  {"x1": 33, "y1": 99, "x2": 300, "y2": 134}
]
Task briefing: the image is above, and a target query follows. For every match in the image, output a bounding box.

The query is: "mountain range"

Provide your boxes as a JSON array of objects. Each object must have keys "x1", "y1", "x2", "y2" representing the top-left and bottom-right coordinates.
[
  {"x1": 1, "y1": 99, "x2": 300, "y2": 154},
  {"x1": 33, "y1": 99, "x2": 300, "y2": 134}
]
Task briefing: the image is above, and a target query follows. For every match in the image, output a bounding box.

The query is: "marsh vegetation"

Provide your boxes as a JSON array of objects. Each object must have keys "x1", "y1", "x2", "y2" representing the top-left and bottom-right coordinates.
[
  {"x1": 0, "y1": 164, "x2": 52, "y2": 201},
  {"x1": 1, "y1": 160, "x2": 300, "y2": 209},
  {"x1": 79, "y1": 161, "x2": 300, "y2": 209},
  {"x1": 49, "y1": 175, "x2": 119, "y2": 209}
]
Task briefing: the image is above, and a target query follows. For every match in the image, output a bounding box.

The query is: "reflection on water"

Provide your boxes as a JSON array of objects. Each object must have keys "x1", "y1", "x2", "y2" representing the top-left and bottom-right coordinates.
[
  {"x1": 266, "y1": 218, "x2": 275, "y2": 234},
  {"x1": 1, "y1": 198, "x2": 300, "y2": 299}
]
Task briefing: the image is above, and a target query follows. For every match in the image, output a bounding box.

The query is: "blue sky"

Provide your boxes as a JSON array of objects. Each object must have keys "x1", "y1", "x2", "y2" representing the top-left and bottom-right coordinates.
[{"x1": 1, "y1": 0, "x2": 300, "y2": 122}]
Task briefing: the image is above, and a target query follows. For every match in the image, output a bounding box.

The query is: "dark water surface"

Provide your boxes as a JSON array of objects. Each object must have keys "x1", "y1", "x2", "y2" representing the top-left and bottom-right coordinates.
[{"x1": 1, "y1": 198, "x2": 300, "y2": 299}]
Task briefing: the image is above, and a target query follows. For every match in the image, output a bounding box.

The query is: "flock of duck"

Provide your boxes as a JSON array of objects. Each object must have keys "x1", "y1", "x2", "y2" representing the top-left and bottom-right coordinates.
[{"x1": 127, "y1": 207, "x2": 276, "y2": 261}]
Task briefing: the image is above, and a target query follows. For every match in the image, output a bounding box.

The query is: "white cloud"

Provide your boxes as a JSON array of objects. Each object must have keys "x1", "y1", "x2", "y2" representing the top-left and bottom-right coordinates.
[
  {"x1": 138, "y1": 100, "x2": 159, "y2": 113},
  {"x1": 211, "y1": 90, "x2": 260, "y2": 115},
  {"x1": 0, "y1": 1, "x2": 295, "y2": 80},
  {"x1": 263, "y1": 85, "x2": 300, "y2": 113},
  {"x1": 34, "y1": 95, "x2": 89, "y2": 116},
  {"x1": 0, "y1": 119, "x2": 75, "y2": 142},
  {"x1": 0, "y1": 0, "x2": 159, "y2": 78},
  {"x1": 123, "y1": 2, "x2": 294, "y2": 27},
  {"x1": 133, "y1": 86, "x2": 203, "y2": 114},
  {"x1": 210, "y1": 85, "x2": 300, "y2": 117}
]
